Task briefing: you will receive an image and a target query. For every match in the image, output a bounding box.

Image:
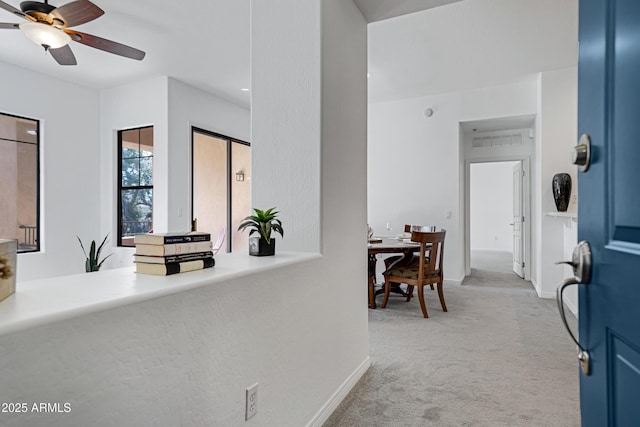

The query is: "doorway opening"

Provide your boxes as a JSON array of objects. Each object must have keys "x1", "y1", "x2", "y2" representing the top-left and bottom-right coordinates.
[
  {"x1": 469, "y1": 161, "x2": 522, "y2": 276},
  {"x1": 460, "y1": 115, "x2": 535, "y2": 281},
  {"x1": 191, "y1": 127, "x2": 251, "y2": 253}
]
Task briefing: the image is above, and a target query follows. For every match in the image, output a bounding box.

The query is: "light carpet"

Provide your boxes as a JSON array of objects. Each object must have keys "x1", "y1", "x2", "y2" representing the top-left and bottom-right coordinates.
[{"x1": 324, "y1": 252, "x2": 580, "y2": 426}]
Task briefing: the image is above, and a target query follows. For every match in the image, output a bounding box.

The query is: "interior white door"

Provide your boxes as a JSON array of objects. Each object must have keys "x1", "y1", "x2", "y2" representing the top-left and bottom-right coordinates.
[{"x1": 512, "y1": 162, "x2": 524, "y2": 278}]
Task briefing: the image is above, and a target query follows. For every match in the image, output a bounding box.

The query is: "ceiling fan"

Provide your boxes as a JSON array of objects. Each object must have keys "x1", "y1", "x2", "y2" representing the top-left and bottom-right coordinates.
[{"x1": 0, "y1": 0, "x2": 145, "y2": 65}]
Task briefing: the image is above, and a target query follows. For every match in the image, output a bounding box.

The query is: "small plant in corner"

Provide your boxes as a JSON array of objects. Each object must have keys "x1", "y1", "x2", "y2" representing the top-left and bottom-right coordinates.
[
  {"x1": 238, "y1": 207, "x2": 284, "y2": 256},
  {"x1": 77, "y1": 234, "x2": 113, "y2": 272}
]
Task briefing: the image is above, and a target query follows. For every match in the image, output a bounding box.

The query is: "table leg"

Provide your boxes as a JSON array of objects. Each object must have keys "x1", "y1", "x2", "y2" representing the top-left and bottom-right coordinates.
[
  {"x1": 373, "y1": 249, "x2": 414, "y2": 299},
  {"x1": 368, "y1": 253, "x2": 377, "y2": 309}
]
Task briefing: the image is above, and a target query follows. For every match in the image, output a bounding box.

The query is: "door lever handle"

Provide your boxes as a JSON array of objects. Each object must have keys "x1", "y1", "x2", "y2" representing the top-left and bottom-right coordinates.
[
  {"x1": 555, "y1": 260, "x2": 576, "y2": 268},
  {"x1": 555, "y1": 242, "x2": 591, "y2": 283},
  {"x1": 557, "y1": 277, "x2": 590, "y2": 375},
  {"x1": 555, "y1": 241, "x2": 592, "y2": 376}
]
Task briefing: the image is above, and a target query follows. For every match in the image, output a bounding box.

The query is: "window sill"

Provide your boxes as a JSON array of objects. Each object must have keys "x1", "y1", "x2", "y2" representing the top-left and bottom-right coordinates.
[{"x1": 0, "y1": 251, "x2": 321, "y2": 337}]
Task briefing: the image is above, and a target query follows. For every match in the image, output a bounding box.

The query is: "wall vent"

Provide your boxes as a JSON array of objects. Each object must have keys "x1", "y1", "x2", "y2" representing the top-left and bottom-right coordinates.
[{"x1": 472, "y1": 133, "x2": 523, "y2": 148}]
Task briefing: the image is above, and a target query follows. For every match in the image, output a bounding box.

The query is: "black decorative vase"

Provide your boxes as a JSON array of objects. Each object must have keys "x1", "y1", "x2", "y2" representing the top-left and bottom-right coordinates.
[
  {"x1": 249, "y1": 236, "x2": 276, "y2": 256},
  {"x1": 552, "y1": 173, "x2": 572, "y2": 212}
]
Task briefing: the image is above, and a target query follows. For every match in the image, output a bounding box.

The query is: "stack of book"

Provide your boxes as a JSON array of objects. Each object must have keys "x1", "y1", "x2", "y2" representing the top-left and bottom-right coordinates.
[{"x1": 133, "y1": 232, "x2": 215, "y2": 276}]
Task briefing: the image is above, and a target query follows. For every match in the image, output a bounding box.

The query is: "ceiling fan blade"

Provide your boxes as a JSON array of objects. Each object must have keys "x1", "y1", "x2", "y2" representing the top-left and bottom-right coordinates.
[
  {"x1": 0, "y1": 0, "x2": 35, "y2": 21},
  {"x1": 0, "y1": 22, "x2": 18, "y2": 28},
  {"x1": 66, "y1": 30, "x2": 145, "y2": 60},
  {"x1": 49, "y1": 44, "x2": 77, "y2": 65},
  {"x1": 50, "y1": 0, "x2": 103, "y2": 28}
]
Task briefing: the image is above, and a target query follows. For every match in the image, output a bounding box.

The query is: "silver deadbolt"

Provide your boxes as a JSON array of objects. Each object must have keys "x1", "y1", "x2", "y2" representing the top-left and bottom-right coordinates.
[
  {"x1": 572, "y1": 134, "x2": 591, "y2": 172},
  {"x1": 556, "y1": 241, "x2": 592, "y2": 375}
]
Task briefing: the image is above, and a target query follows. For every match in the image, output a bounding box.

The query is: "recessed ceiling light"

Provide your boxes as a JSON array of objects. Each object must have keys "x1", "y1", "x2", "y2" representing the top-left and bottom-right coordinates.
[{"x1": 241, "y1": 88, "x2": 250, "y2": 92}]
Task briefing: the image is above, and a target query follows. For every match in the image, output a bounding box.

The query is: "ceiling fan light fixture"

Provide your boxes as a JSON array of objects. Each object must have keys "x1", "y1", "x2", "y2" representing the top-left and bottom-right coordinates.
[{"x1": 19, "y1": 22, "x2": 71, "y2": 49}]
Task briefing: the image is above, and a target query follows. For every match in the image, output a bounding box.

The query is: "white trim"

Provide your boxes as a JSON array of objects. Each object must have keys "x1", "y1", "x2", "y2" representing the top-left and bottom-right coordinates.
[
  {"x1": 463, "y1": 155, "x2": 532, "y2": 281},
  {"x1": 445, "y1": 277, "x2": 464, "y2": 286},
  {"x1": 539, "y1": 290, "x2": 555, "y2": 299},
  {"x1": 306, "y1": 356, "x2": 371, "y2": 427},
  {"x1": 469, "y1": 248, "x2": 515, "y2": 253},
  {"x1": 544, "y1": 283, "x2": 578, "y2": 318}
]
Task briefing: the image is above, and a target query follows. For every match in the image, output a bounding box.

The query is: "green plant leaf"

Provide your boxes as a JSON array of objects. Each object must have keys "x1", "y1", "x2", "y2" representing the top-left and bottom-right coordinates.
[
  {"x1": 78, "y1": 234, "x2": 112, "y2": 273},
  {"x1": 77, "y1": 236, "x2": 88, "y2": 258},
  {"x1": 238, "y1": 220, "x2": 259, "y2": 232},
  {"x1": 89, "y1": 240, "x2": 96, "y2": 264},
  {"x1": 238, "y1": 207, "x2": 283, "y2": 242},
  {"x1": 96, "y1": 233, "x2": 110, "y2": 263},
  {"x1": 96, "y1": 253, "x2": 114, "y2": 270}
]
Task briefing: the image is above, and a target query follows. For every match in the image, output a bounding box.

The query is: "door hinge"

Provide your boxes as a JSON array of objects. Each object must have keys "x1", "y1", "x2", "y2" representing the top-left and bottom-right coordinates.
[
  {"x1": 522, "y1": 262, "x2": 525, "y2": 268},
  {"x1": 522, "y1": 170, "x2": 525, "y2": 177}
]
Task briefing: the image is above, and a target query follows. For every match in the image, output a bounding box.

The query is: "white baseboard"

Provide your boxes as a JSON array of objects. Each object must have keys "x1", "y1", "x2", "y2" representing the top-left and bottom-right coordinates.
[
  {"x1": 306, "y1": 356, "x2": 371, "y2": 427},
  {"x1": 538, "y1": 290, "x2": 555, "y2": 299},
  {"x1": 445, "y1": 277, "x2": 463, "y2": 286},
  {"x1": 535, "y1": 287, "x2": 578, "y2": 316},
  {"x1": 470, "y1": 248, "x2": 513, "y2": 253}
]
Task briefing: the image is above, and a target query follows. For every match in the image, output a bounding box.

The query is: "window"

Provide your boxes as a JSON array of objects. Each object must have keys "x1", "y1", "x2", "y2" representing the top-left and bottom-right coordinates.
[
  {"x1": 0, "y1": 112, "x2": 39, "y2": 253},
  {"x1": 118, "y1": 126, "x2": 153, "y2": 247},
  {"x1": 191, "y1": 128, "x2": 251, "y2": 253}
]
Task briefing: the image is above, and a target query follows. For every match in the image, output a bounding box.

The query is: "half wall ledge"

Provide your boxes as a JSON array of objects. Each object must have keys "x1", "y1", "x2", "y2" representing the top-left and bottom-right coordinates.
[{"x1": 0, "y1": 251, "x2": 321, "y2": 337}]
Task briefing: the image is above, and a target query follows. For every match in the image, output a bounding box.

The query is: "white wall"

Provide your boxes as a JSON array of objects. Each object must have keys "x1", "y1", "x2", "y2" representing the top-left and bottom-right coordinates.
[
  {"x1": 534, "y1": 68, "x2": 578, "y2": 304},
  {"x1": 368, "y1": 81, "x2": 538, "y2": 282},
  {"x1": 99, "y1": 76, "x2": 169, "y2": 268},
  {"x1": 0, "y1": 1, "x2": 369, "y2": 426},
  {"x1": 100, "y1": 77, "x2": 251, "y2": 268},
  {"x1": 470, "y1": 161, "x2": 518, "y2": 252},
  {"x1": 0, "y1": 61, "x2": 101, "y2": 281},
  {"x1": 251, "y1": 0, "x2": 321, "y2": 253},
  {"x1": 562, "y1": 218, "x2": 578, "y2": 315},
  {"x1": 167, "y1": 78, "x2": 251, "y2": 233}
]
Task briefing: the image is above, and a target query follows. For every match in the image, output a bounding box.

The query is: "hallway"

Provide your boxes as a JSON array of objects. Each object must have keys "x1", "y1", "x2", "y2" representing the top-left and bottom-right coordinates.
[{"x1": 324, "y1": 260, "x2": 580, "y2": 426}]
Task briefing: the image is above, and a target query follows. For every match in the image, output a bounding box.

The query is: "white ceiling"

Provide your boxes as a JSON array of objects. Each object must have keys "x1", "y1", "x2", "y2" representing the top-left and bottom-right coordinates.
[
  {"x1": 460, "y1": 114, "x2": 536, "y2": 133},
  {"x1": 353, "y1": 0, "x2": 463, "y2": 23},
  {"x1": 0, "y1": 0, "x2": 578, "y2": 108},
  {"x1": 0, "y1": 0, "x2": 251, "y2": 107},
  {"x1": 368, "y1": 0, "x2": 578, "y2": 103}
]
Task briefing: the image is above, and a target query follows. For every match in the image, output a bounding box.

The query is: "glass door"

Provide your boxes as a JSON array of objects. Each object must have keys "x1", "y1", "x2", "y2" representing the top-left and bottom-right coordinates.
[{"x1": 192, "y1": 128, "x2": 251, "y2": 253}]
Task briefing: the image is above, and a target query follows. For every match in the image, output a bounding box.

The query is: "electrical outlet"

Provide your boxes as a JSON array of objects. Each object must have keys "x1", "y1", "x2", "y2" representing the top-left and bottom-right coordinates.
[{"x1": 246, "y1": 383, "x2": 258, "y2": 420}]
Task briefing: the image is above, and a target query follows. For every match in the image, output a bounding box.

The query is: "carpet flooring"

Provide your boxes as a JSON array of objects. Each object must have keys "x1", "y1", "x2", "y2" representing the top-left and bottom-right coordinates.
[{"x1": 324, "y1": 251, "x2": 580, "y2": 426}]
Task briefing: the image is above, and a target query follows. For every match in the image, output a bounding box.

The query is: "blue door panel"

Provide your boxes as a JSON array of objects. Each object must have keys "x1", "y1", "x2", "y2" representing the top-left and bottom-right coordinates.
[
  {"x1": 579, "y1": 0, "x2": 640, "y2": 425},
  {"x1": 610, "y1": 334, "x2": 640, "y2": 426},
  {"x1": 612, "y1": 0, "x2": 640, "y2": 234}
]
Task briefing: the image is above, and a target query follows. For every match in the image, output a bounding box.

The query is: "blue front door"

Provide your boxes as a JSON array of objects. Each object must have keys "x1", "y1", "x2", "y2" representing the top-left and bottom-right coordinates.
[{"x1": 579, "y1": 0, "x2": 640, "y2": 424}]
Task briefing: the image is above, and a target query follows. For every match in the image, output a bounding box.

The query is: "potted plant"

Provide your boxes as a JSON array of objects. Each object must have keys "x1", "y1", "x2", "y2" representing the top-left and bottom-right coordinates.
[
  {"x1": 238, "y1": 207, "x2": 284, "y2": 256},
  {"x1": 77, "y1": 234, "x2": 113, "y2": 272}
]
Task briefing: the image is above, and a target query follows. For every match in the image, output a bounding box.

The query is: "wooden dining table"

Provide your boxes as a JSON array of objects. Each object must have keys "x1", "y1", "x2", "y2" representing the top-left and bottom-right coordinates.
[{"x1": 367, "y1": 237, "x2": 421, "y2": 309}]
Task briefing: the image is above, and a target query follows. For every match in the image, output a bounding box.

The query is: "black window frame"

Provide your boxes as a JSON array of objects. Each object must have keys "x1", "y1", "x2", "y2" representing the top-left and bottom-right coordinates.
[
  {"x1": 0, "y1": 111, "x2": 40, "y2": 253},
  {"x1": 117, "y1": 126, "x2": 154, "y2": 247}
]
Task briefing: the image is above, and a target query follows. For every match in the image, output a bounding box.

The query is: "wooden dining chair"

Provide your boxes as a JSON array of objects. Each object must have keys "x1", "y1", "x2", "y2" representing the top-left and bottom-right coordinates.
[
  {"x1": 382, "y1": 229, "x2": 447, "y2": 318},
  {"x1": 383, "y1": 224, "x2": 436, "y2": 272}
]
